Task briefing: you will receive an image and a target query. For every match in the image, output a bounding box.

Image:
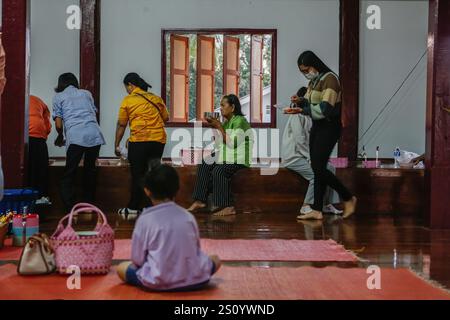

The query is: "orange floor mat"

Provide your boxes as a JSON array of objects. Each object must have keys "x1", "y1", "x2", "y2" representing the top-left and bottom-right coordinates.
[
  {"x1": 0, "y1": 264, "x2": 448, "y2": 300},
  {"x1": 1, "y1": 239, "x2": 357, "y2": 262}
]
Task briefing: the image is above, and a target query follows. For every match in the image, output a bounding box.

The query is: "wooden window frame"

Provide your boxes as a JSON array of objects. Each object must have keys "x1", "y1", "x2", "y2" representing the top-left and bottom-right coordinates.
[
  {"x1": 161, "y1": 28, "x2": 277, "y2": 128},
  {"x1": 196, "y1": 35, "x2": 216, "y2": 121},
  {"x1": 223, "y1": 36, "x2": 240, "y2": 96},
  {"x1": 169, "y1": 34, "x2": 190, "y2": 123},
  {"x1": 250, "y1": 34, "x2": 264, "y2": 124}
]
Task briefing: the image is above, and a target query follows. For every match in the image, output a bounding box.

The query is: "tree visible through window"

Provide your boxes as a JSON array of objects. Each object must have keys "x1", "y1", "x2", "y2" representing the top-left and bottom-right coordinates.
[{"x1": 163, "y1": 30, "x2": 276, "y2": 126}]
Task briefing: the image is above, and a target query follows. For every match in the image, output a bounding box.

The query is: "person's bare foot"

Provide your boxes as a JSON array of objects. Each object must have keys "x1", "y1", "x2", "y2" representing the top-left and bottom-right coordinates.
[
  {"x1": 297, "y1": 219, "x2": 324, "y2": 229},
  {"x1": 299, "y1": 205, "x2": 313, "y2": 215},
  {"x1": 213, "y1": 207, "x2": 236, "y2": 217},
  {"x1": 211, "y1": 214, "x2": 237, "y2": 223},
  {"x1": 187, "y1": 201, "x2": 207, "y2": 213},
  {"x1": 210, "y1": 255, "x2": 222, "y2": 274},
  {"x1": 343, "y1": 196, "x2": 358, "y2": 219},
  {"x1": 116, "y1": 261, "x2": 133, "y2": 282},
  {"x1": 297, "y1": 210, "x2": 323, "y2": 221}
]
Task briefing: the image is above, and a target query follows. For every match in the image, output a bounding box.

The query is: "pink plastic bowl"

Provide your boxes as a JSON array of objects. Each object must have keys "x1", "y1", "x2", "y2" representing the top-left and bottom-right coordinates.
[
  {"x1": 362, "y1": 160, "x2": 380, "y2": 168},
  {"x1": 329, "y1": 157, "x2": 349, "y2": 168}
]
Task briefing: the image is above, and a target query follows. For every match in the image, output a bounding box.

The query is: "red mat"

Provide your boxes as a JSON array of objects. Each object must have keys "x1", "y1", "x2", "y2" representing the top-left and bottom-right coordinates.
[
  {"x1": 0, "y1": 264, "x2": 448, "y2": 300},
  {"x1": 0, "y1": 239, "x2": 20, "y2": 260},
  {"x1": 0, "y1": 239, "x2": 357, "y2": 262}
]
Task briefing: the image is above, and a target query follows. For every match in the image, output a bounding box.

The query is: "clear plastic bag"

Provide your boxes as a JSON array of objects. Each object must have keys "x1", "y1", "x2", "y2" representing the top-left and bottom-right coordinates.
[{"x1": 399, "y1": 150, "x2": 424, "y2": 169}]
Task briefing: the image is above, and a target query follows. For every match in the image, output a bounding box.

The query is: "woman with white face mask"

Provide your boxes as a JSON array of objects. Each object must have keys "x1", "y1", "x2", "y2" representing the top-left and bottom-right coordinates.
[
  {"x1": 285, "y1": 51, "x2": 357, "y2": 220},
  {"x1": 282, "y1": 87, "x2": 342, "y2": 216}
]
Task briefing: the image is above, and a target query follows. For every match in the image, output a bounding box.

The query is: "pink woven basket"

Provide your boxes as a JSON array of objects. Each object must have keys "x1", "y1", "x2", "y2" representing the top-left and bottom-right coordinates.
[{"x1": 50, "y1": 203, "x2": 114, "y2": 275}]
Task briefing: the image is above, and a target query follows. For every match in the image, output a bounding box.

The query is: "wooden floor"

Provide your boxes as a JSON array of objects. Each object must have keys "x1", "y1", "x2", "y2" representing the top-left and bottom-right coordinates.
[
  {"x1": 31, "y1": 162, "x2": 450, "y2": 292},
  {"x1": 38, "y1": 209, "x2": 450, "y2": 291}
]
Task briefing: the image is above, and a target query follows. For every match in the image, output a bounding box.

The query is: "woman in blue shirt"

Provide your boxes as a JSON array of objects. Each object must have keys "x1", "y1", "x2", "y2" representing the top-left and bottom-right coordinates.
[{"x1": 53, "y1": 73, "x2": 105, "y2": 212}]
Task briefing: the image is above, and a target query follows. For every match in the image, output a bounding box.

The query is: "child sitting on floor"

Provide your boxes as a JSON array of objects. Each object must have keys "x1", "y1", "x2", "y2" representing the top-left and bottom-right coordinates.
[{"x1": 117, "y1": 164, "x2": 221, "y2": 291}]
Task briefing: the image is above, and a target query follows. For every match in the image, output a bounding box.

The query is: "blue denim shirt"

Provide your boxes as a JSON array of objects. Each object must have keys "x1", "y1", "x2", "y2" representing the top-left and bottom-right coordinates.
[{"x1": 53, "y1": 86, "x2": 106, "y2": 148}]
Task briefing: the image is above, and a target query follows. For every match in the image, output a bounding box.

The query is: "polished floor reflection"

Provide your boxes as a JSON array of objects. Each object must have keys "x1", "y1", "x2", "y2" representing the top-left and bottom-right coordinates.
[{"x1": 39, "y1": 211, "x2": 450, "y2": 290}]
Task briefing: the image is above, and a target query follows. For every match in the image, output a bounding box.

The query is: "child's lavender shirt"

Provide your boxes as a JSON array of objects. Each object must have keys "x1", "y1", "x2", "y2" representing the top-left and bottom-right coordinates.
[{"x1": 131, "y1": 202, "x2": 213, "y2": 290}]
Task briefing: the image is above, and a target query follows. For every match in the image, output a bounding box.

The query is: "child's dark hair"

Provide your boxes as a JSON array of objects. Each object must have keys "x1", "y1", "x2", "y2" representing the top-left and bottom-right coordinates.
[
  {"x1": 144, "y1": 164, "x2": 180, "y2": 200},
  {"x1": 297, "y1": 87, "x2": 308, "y2": 98}
]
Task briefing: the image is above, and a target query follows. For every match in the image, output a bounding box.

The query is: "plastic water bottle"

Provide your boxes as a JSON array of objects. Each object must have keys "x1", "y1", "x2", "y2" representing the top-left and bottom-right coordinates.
[{"x1": 393, "y1": 147, "x2": 401, "y2": 168}]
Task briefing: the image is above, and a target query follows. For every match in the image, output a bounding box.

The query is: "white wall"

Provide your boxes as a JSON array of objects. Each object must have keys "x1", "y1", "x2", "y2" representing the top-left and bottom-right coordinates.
[
  {"x1": 100, "y1": 0, "x2": 340, "y2": 158},
  {"x1": 28, "y1": 0, "x2": 429, "y2": 159},
  {"x1": 359, "y1": 0, "x2": 428, "y2": 158},
  {"x1": 29, "y1": 0, "x2": 80, "y2": 157}
]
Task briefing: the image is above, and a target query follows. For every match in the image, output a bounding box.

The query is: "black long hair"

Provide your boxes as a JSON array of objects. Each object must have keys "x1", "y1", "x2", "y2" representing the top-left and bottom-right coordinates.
[
  {"x1": 223, "y1": 94, "x2": 245, "y2": 116},
  {"x1": 123, "y1": 72, "x2": 152, "y2": 92},
  {"x1": 297, "y1": 51, "x2": 333, "y2": 74},
  {"x1": 55, "y1": 73, "x2": 79, "y2": 93}
]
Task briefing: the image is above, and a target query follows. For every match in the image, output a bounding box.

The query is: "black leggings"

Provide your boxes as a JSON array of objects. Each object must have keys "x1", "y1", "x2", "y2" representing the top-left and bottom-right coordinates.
[
  {"x1": 127, "y1": 141, "x2": 165, "y2": 210},
  {"x1": 28, "y1": 137, "x2": 49, "y2": 198},
  {"x1": 310, "y1": 119, "x2": 352, "y2": 211},
  {"x1": 61, "y1": 144, "x2": 101, "y2": 212}
]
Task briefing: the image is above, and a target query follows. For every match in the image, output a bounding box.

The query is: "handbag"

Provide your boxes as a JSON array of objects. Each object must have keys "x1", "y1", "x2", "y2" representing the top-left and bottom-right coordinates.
[
  {"x1": 50, "y1": 203, "x2": 114, "y2": 275},
  {"x1": 17, "y1": 233, "x2": 56, "y2": 276}
]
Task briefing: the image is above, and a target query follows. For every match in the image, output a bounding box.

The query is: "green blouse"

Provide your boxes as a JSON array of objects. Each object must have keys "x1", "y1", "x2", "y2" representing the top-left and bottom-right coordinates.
[{"x1": 218, "y1": 115, "x2": 253, "y2": 167}]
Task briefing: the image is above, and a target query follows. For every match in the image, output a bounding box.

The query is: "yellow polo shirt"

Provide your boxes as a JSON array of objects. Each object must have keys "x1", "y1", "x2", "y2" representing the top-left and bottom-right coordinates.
[{"x1": 118, "y1": 88, "x2": 169, "y2": 143}]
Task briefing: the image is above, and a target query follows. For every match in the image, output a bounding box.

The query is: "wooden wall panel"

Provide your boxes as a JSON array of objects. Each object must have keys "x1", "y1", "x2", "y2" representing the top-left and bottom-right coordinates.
[
  {"x1": 338, "y1": 0, "x2": 360, "y2": 160},
  {"x1": 425, "y1": 0, "x2": 450, "y2": 229},
  {"x1": 0, "y1": 0, "x2": 30, "y2": 188},
  {"x1": 80, "y1": 0, "x2": 101, "y2": 119}
]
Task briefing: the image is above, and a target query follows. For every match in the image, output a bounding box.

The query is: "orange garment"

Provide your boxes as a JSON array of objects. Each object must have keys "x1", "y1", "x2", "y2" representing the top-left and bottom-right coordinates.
[
  {"x1": 29, "y1": 95, "x2": 52, "y2": 139},
  {"x1": 0, "y1": 35, "x2": 6, "y2": 95}
]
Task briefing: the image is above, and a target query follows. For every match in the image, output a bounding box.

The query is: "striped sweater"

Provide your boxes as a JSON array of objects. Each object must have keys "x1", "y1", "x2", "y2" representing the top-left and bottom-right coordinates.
[{"x1": 300, "y1": 72, "x2": 342, "y2": 120}]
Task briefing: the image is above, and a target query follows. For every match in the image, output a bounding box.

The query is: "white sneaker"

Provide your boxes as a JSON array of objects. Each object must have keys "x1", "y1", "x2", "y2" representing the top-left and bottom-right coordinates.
[
  {"x1": 117, "y1": 208, "x2": 140, "y2": 221},
  {"x1": 300, "y1": 205, "x2": 313, "y2": 215},
  {"x1": 323, "y1": 204, "x2": 343, "y2": 215},
  {"x1": 35, "y1": 197, "x2": 52, "y2": 205}
]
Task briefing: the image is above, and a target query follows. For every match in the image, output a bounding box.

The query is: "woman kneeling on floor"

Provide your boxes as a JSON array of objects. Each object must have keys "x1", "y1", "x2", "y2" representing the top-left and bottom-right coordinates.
[
  {"x1": 117, "y1": 164, "x2": 221, "y2": 292},
  {"x1": 188, "y1": 94, "x2": 253, "y2": 217}
]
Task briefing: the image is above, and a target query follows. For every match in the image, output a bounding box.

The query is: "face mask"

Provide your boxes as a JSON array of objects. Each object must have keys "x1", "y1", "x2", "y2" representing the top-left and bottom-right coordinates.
[{"x1": 304, "y1": 71, "x2": 319, "y2": 81}]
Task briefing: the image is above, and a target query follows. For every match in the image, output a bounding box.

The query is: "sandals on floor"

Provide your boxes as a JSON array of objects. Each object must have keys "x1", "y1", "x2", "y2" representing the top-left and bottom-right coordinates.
[
  {"x1": 211, "y1": 207, "x2": 237, "y2": 217},
  {"x1": 118, "y1": 208, "x2": 140, "y2": 221},
  {"x1": 187, "y1": 204, "x2": 210, "y2": 214}
]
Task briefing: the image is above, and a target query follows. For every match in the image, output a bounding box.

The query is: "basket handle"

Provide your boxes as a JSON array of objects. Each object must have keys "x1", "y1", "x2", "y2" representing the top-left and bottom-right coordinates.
[
  {"x1": 54, "y1": 202, "x2": 94, "y2": 228},
  {"x1": 52, "y1": 204, "x2": 108, "y2": 238},
  {"x1": 67, "y1": 203, "x2": 108, "y2": 228},
  {"x1": 70, "y1": 202, "x2": 95, "y2": 212},
  {"x1": 51, "y1": 214, "x2": 71, "y2": 238}
]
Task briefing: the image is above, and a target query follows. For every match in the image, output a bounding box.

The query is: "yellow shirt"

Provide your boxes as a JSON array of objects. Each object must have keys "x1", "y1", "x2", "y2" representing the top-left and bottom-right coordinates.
[{"x1": 118, "y1": 88, "x2": 169, "y2": 143}]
